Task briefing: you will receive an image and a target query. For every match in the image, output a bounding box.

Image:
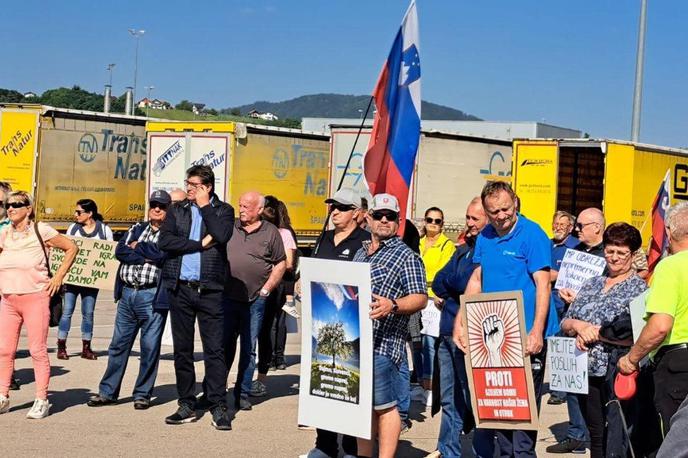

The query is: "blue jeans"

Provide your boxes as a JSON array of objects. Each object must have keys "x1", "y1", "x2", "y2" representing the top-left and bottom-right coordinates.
[
  {"x1": 566, "y1": 391, "x2": 589, "y2": 441},
  {"x1": 421, "y1": 334, "x2": 437, "y2": 381},
  {"x1": 59, "y1": 285, "x2": 99, "y2": 340},
  {"x1": 225, "y1": 296, "x2": 266, "y2": 400},
  {"x1": 373, "y1": 354, "x2": 399, "y2": 410},
  {"x1": 437, "y1": 335, "x2": 495, "y2": 458},
  {"x1": 98, "y1": 287, "x2": 166, "y2": 401},
  {"x1": 396, "y1": 352, "x2": 410, "y2": 422}
]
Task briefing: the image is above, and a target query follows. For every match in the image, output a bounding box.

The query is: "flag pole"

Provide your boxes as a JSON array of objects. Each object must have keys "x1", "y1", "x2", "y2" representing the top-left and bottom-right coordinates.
[{"x1": 312, "y1": 95, "x2": 375, "y2": 256}]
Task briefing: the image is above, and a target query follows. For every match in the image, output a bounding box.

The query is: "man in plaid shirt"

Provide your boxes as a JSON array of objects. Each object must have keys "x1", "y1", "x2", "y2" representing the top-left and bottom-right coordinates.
[
  {"x1": 353, "y1": 193, "x2": 427, "y2": 458},
  {"x1": 87, "y1": 191, "x2": 170, "y2": 410}
]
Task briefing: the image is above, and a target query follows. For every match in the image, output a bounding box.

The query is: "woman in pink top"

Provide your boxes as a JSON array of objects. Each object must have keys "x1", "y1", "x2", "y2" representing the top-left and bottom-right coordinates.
[{"x1": 0, "y1": 191, "x2": 77, "y2": 419}]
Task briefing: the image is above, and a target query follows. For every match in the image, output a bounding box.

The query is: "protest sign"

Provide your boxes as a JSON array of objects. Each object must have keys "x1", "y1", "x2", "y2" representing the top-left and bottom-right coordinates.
[
  {"x1": 50, "y1": 237, "x2": 118, "y2": 290},
  {"x1": 420, "y1": 300, "x2": 440, "y2": 337},
  {"x1": 298, "y1": 258, "x2": 373, "y2": 439},
  {"x1": 547, "y1": 337, "x2": 588, "y2": 394},
  {"x1": 554, "y1": 248, "x2": 606, "y2": 293},
  {"x1": 461, "y1": 291, "x2": 538, "y2": 430}
]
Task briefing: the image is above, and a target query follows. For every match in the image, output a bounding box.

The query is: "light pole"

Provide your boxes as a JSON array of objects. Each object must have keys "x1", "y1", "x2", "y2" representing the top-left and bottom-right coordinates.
[
  {"x1": 144, "y1": 85, "x2": 155, "y2": 117},
  {"x1": 128, "y1": 28, "x2": 145, "y2": 114},
  {"x1": 106, "y1": 63, "x2": 116, "y2": 87},
  {"x1": 631, "y1": 0, "x2": 647, "y2": 142}
]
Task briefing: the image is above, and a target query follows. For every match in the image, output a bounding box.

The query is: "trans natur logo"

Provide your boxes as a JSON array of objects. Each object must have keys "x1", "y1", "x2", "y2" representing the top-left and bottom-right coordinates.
[
  {"x1": 520, "y1": 158, "x2": 553, "y2": 167},
  {"x1": 78, "y1": 133, "x2": 99, "y2": 163}
]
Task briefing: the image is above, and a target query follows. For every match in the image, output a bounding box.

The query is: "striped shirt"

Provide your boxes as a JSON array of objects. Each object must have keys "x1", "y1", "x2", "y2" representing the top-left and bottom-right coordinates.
[{"x1": 354, "y1": 236, "x2": 427, "y2": 366}]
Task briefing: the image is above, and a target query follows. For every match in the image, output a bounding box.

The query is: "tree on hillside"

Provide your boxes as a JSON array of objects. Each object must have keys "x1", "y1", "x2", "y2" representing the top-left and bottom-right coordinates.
[
  {"x1": 0, "y1": 89, "x2": 28, "y2": 103},
  {"x1": 230, "y1": 108, "x2": 241, "y2": 116},
  {"x1": 316, "y1": 322, "x2": 352, "y2": 369},
  {"x1": 175, "y1": 100, "x2": 193, "y2": 111}
]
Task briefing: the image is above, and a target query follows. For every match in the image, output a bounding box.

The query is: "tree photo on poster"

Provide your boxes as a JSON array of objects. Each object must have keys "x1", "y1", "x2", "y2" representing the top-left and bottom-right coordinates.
[{"x1": 461, "y1": 291, "x2": 539, "y2": 431}]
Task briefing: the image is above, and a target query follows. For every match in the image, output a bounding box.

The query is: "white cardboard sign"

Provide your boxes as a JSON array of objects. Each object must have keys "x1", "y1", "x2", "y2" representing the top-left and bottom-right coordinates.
[
  {"x1": 554, "y1": 249, "x2": 606, "y2": 293},
  {"x1": 547, "y1": 337, "x2": 589, "y2": 394}
]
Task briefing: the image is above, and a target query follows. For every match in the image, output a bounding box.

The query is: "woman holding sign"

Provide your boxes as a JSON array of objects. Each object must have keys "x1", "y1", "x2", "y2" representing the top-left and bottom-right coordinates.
[
  {"x1": 415, "y1": 207, "x2": 456, "y2": 407},
  {"x1": 57, "y1": 199, "x2": 113, "y2": 360},
  {"x1": 0, "y1": 191, "x2": 77, "y2": 418},
  {"x1": 561, "y1": 223, "x2": 647, "y2": 458}
]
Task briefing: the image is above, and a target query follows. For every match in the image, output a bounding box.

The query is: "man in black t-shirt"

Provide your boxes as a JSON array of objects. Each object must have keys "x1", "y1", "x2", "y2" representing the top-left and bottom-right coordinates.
[{"x1": 302, "y1": 188, "x2": 369, "y2": 458}]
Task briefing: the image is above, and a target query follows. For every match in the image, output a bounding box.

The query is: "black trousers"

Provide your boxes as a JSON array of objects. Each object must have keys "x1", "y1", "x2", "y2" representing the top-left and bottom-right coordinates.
[
  {"x1": 169, "y1": 285, "x2": 227, "y2": 408},
  {"x1": 577, "y1": 376, "x2": 606, "y2": 458},
  {"x1": 494, "y1": 348, "x2": 547, "y2": 458},
  {"x1": 314, "y1": 428, "x2": 358, "y2": 458},
  {"x1": 653, "y1": 348, "x2": 688, "y2": 435}
]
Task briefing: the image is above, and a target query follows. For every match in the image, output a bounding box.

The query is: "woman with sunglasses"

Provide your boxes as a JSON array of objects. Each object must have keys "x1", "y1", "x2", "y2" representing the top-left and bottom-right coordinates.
[
  {"x1": 414, "y1": 207, "x2": 456, "y2": 407},
  {"x1": 561, "y1": 222, "x2": 647, "y2": 458},
  {"x1": 57, "y1": 199, "x2": 113, "y2": 360},
  {"x1": 0, "y1": 191, "x2": 77, "y2": 418}
]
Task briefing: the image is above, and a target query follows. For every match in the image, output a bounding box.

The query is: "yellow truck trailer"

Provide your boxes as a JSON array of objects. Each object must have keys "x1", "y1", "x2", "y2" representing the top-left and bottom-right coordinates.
[
  {"x1": 0, "y1": 104, "x2": 149, "y2": 230},
  {"x1": 146, "y1": 121, "x2": 330, "y2": 242},
  {"x1": 512, "y1": 138, "x2": 688, "y2": 244}
]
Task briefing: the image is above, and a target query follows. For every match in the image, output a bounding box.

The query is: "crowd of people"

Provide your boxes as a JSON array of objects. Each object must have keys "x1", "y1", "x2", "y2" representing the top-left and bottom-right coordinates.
[{"x1": 1, "y1": 169, "x2": 688, "y2": 457}]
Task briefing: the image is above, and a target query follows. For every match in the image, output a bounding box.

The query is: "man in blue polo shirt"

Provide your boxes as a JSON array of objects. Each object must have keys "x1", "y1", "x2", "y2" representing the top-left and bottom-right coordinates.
[{"x1": 454, "y1": 181, "x2": 558, "y2": 458}]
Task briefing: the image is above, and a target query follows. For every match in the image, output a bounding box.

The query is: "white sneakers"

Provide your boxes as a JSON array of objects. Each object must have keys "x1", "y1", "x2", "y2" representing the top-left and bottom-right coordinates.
[
  {"x1": 26, "y1": 398, "x2": 50, "y2": 419},
  {"x1": 0, "y1": 394, "x2": 9, "y2": 414}
]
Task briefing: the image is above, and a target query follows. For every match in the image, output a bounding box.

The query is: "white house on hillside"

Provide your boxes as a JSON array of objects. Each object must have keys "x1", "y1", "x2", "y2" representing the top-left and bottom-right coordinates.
[{"x1": 247, "y1": 109, "x2": 279, "y2": 121}]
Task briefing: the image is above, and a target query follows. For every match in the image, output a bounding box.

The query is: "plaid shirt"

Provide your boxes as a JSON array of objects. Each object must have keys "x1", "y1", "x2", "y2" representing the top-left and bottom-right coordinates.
[
  {"x1": 119, "y1": 224, "x2": 161, "y2": 287},
  {"x1": 354, "y1": 236, "x2": 427, "y2": 366}
]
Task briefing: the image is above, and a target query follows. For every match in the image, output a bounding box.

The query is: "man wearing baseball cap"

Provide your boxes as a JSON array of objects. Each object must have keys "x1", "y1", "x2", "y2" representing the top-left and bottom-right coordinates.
[
  {"x1": 353, "y1": 193, "x2": 427, "y2": 458},
  {"x1": 88, "y1": 190, "x2": 171, "y2": 410}
]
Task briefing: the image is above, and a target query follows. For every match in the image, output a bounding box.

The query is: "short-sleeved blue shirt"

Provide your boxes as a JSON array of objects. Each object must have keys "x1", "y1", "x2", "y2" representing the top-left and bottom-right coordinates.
[{"x1": 473, "y1": 214, "x2": 559, "y2": 337}]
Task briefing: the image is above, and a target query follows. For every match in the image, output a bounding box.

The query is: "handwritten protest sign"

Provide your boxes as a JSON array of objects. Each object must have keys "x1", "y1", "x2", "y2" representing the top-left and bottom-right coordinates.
[
  {"x1": 420, "y1": 300, "x2": 440, "y2": 337},
  {"x1": 461, "y1": 291, "x2": 539, "y2": 430},
  {"x1": 554, "y1": 249, "x2": 606, "y2": 293},
  {"x1": 50, "y1": 237, "x2": 118, "y2": 290},
  {"x1": 547, "y1": 337, "x2": 588, "y2": 394}
]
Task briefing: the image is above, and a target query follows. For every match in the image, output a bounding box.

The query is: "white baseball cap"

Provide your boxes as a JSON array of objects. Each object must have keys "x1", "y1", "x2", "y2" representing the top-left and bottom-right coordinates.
[
  {"x1": 370, "y1": 193, "x2": 400, "y2": 212},
  {"x1": 325, "y1": 188, "x2": 360, "y2": 208}
]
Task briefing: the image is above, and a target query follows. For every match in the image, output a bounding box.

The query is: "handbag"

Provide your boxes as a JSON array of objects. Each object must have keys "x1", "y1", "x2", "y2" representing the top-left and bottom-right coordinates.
[{"x1": 33, "y1": 223, "x2": 64, "y2": 327}]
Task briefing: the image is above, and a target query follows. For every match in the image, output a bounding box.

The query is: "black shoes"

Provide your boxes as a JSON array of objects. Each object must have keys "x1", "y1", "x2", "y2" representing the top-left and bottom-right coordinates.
[
  {"x1": 87, "y1": 394, "x2": 117, "y2": 407},
  {"x1": 234, "y1": 398, "x2": 252, "y2": 411},
  {"x1": 195, "y1": 393, "x2": 212, "y2": 411},
  {"x1": 547, "y1": 395, "x2": 567, "y2": 405},
  {"x1": 9, "y1": 378, "x2": 20, "y2": 391},
  {"x1": 545, "y1": 438, "x2": 587, "y2": 454},
  {"x1": 276, "y1": 362, "x2": 287, "y2": 370},
  {"x1": 133, "y1": 399, "x2": 150, "y2": 410},
  {"x1": 165, "y1": 404, "x2": 198, "y2": 424},
  {"x1": 211, "y1": 406, "x2": 232, "y2": 431}
]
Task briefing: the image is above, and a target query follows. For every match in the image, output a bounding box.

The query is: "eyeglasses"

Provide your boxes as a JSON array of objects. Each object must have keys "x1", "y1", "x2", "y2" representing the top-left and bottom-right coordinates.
[
  {"x1": 74, "y1": 209, "x2": 86, "y2": 215},
  {"x1": 330, "y1": 203, "x2": 354, "y2": 213},
  {"x1": 184, "y1": 180, "x2": 203, "y2": 189},
  {"x1": 150, "y1": 203, "x2": 168, "y2": 211},
  {"x1": 425, "y1": 217, "x2": 443, "y2": 225},
  {"x1": 575, "y1": 222, "x2": 597, "y2": 230},
  {"x1": 4, "y1": 201, "x2": 28, "y2": 210},
  {"x1": 371, "y1": 210, "x2": 399, "y2": 221},
  {"x1": 604, "y1": 248, "x2": 632, "y2": 259}
]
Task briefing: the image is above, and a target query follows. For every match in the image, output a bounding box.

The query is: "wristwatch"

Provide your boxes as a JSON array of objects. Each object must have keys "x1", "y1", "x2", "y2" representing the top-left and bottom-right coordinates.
[
  {"x1": 260, "y1": 288, "x2": 270, "y2": 297},
  {"x1": 391, "y1": 299, "x2": 399, "y2": 314}
]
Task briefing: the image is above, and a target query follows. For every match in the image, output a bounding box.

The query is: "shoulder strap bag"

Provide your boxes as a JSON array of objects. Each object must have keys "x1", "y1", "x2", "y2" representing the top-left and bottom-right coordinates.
[{"x1": 34, "y1": 223, "x2": 64, "y2": 327}]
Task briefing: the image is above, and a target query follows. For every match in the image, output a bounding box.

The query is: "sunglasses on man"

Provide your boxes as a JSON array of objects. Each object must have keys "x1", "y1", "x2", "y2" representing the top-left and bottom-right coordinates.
[
  {"x1": 371, "y1": 210, "x2": 399, "y2": 221},
  {"x1": 150, "y1": 203, "x2": 168, "y2": 211},
  {"x1": 329, "y1": 203, "x2": 355, "y2": 213},
  {"x1": 425, "y1": 217, "x2": 443, "y2": 225},
  {"x1": 4, "y1": 201, "x2": 28, "y2": 210}
]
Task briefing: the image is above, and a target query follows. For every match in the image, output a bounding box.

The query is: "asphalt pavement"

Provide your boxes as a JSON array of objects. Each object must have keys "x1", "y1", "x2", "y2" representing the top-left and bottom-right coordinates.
[{"x1": 2, "y1": 297, "x2": 585, "y2": 457}]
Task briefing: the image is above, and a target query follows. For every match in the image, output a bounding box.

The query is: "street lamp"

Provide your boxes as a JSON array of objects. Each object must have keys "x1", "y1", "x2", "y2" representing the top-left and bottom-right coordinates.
[
  {"x1": 106, "y1": 63, "x2": 116, "y2": 87},
  {"x1": 144, "y1": 85, "x2": 155, "y2": 117},
  {"x1": 128, "y1": 28, "x2": 145, "y2": 114}
]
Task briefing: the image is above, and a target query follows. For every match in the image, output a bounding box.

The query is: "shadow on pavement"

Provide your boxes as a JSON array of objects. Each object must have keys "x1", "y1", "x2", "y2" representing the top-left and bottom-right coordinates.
[
  {"x1": 49, "y1": 388, "x2": 92, "y2": 415},
  {"x1": 238, "y1": 373, "x2": 300, "y2": 408},
  {"x1": 398, "y1": 439, "x2": 435, "y2": 457},
  {"x1": 547, "y1": 420, "x2": 569, "y2": 442},
  {"x1": 13, "y1": 366, "x2": 70, "y2": 386}
]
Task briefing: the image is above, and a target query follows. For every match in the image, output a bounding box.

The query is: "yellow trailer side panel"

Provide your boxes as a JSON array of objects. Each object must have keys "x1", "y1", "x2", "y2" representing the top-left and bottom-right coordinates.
[
  {"x1": 512, "y1": 141, "x2": 559, "y2": 236},
  {"x1": 146, "y1": 121, "x2": 234, "y2": 133},
  {"x1": 231, "y1": 133, "x2": 330, "y2": 234},
  {"x1": 35, "y1": 116, "x2": 147, "y2": 230},
  {"x1": 0, "y1": 109, "x2": 40, "y2": 191},
  {"x1": 603, "y1": 143, "x2": 635, "y2": 228}
]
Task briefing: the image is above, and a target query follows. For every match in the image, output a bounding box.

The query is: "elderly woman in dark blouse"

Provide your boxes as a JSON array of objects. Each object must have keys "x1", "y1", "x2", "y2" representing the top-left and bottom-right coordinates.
[{"x1": 561, "y1": 222, "x2": 647, "y2": 458}]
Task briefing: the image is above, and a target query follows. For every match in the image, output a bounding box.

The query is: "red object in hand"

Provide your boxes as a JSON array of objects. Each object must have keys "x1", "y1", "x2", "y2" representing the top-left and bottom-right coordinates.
[{"x1": 615, "y1": 372, "x2": 639, "y2": 400}]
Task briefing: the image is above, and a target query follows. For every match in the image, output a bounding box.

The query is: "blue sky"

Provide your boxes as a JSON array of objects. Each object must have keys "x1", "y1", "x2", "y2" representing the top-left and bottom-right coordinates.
[
  {"x1": 311, "y1": 282, "x2": 359, "y2": 341},
  {"x1": 2, "y1": 1, "x2": 687, "y2": 146}
]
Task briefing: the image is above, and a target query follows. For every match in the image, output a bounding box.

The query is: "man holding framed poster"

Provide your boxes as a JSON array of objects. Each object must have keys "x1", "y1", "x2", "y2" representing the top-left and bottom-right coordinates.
[
  {"x1": 454, "y1": 181, "x2": 559, "y2": 457},
  {"x1": 353, "y1": 193, "x2": 428, "y2": 458}
]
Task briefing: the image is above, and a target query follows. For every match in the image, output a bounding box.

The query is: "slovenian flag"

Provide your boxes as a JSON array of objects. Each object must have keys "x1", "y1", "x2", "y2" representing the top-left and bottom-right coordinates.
[
  {"x1": 647, "y1": 169, "x2": 671, "y2": 277},
  {"x1": 363, "y1": 0, "x2": 421, "y2": 235}
]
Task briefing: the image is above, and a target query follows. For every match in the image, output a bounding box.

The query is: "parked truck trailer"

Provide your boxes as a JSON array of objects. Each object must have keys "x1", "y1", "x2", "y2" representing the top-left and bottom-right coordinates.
[
  {"x1": 512, "y1": 138, "x2": 688, "y2": 245},
  {"x1": 0, "y1": 104, "x2": 148, "y2": 231}
]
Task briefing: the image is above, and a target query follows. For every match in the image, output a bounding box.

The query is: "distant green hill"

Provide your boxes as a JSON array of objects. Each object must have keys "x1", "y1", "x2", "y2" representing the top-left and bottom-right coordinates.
[{"x1": 224, "y1": 93, "x2": 481, "y2": 121}]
